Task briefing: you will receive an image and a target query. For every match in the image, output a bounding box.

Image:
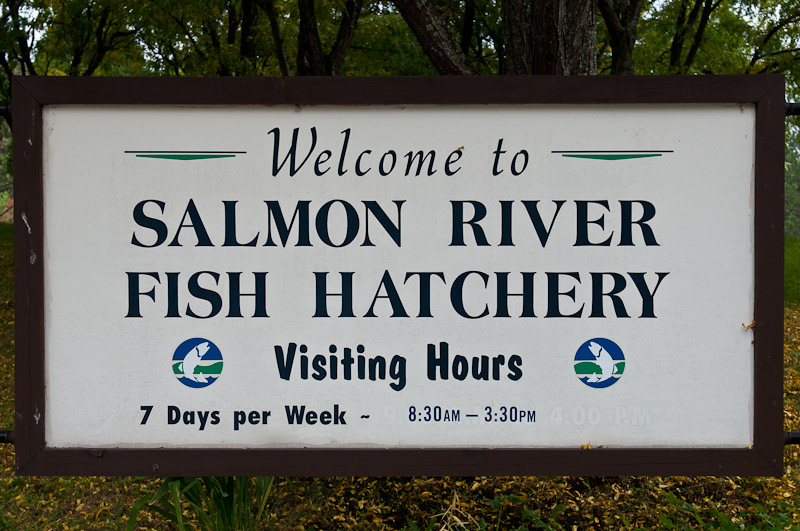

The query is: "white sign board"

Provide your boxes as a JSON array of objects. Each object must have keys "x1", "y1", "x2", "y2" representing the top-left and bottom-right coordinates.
[{"x1": 14, "y1": 76, "x2": 784, "y2": 476}]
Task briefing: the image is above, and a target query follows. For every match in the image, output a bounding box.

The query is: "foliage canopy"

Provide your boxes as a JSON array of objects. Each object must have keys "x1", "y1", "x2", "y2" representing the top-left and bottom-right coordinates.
[
  {"x1": 1, "y1": 1, "x2": 799, "y2": 85},
  {"x1": 4, "y1": 0, "x2": 800, "y2": 225}
]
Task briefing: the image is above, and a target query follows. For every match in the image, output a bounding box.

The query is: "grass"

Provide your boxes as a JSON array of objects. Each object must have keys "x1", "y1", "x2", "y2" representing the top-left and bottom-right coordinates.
[
  {"x1": 787, "y1": 237, "x2": 800, "y2": 308},
  {"x1": 0, "y1": 227, "x2": 799, "y2": 529}
]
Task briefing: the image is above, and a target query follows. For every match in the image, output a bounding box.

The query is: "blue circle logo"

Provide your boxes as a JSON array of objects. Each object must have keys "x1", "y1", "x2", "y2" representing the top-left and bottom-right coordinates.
[
  {"x1": 574, "y1": 338, "x2": 624, "y2": 388},
  {"x1": 172, "y1": 338, "x2": 223, "y2": 388}
]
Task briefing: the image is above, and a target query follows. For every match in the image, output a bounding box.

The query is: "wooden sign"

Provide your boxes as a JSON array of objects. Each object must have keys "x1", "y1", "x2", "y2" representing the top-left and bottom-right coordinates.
[{"x1": 13, "y1": 75, "x2": 784, "y2": 476}]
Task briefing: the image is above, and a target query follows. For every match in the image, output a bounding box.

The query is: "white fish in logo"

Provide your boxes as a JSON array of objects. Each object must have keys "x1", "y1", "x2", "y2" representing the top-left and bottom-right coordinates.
[
  {"x1": 586, "y1": 341, "x2": 618, "y2": 383},
  {"x1": 178, "y1": 342, "x2": 210, "y2": 383}
]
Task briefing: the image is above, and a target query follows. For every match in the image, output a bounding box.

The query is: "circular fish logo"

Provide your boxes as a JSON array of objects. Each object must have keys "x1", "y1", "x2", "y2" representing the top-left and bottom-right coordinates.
[
  {"x1": 172, "y1": 338, "x2": 223, "y2": 388},
  {"x1": 574, "y1": 338, "x2": 624, "y2": 388}
]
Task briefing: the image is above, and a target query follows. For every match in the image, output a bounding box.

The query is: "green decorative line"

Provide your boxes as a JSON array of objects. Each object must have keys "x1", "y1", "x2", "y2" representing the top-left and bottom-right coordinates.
[
  {"x1": 550, "y1": 149, "x2": 673, "y2": 160},
  {"x1": 136, "y1": 154, "x2": 236, "y2": 160},
  {"x1": 125, "y1": 150, "x2": 245, "y2": 161},
  {"x1": 562, "y1": 153, "x2": 663, "y2": 160}
]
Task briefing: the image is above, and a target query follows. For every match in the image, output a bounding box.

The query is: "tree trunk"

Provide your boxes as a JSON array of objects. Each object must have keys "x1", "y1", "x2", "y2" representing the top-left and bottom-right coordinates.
[
  {"x1": 326, "y1": 0, "x2": 363, "y2": 75},
  {"x1": 668, "y1": 0, "x2": 702, "y2": 72},
  {"x1": 598, "y1": 0, "x2": 642, "y2": 75},
  {"x1": 683, "y1": 0, "x2": 721, "y2": 70},
  {"x1": 460, "y1": 0, "x2": 476, "y2": 57},
  {"x1": 393, "y1": 0, "x2": 477, "y2": 75},
  {"x1": 241, "y1": 0, "x2": 258, "y2": 61},
  {"x1": 255, "y1": 0, "x2": 291, "y2": 76},
  {"x1": 394, "y1": 0, "x2": 597, "y2": 76},
  {"x1": 297, "y1": 0, "x2": 327, "y2": 75},
  {"x1": 501, "y1": 0, "x2": 532, "y2": 74},
  {"x1": 297, "y1": 0, "x2": 363, "y2": 75},
  {"x1": 532, "y1": 0, "x2": 597, "y2": 75}
]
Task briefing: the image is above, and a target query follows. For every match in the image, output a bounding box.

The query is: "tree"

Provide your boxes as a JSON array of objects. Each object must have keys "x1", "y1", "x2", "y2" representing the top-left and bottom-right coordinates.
[
  {"x1": 393, "y1": 0, "x2": 598, "y2": 75},
  {"x1": 632, "y1": 1, "x2": 756, "y2": 75},
  {"x1": 34, "y1": 0, "x2": 143, "y2": 77},
  {"x1": 4, "y1": 0, "x2": 800, "y2": 216},
  {"x1": 339, "y1": 2, "x2": 437, "y2": 75},
  {"x1": 666, "y1": 0, "x2": 723, "y2": 74},
  {"x1": 137, "y1": 0, "x2": 274, "y2": 76},
  {"x1": 598, "y1": 0, "x2": 643, "y2": 74},
  {"x1": 786, "y1": 148, "x2": 800, "y2": 237},
  {"x1": 137, "y1": 0, "x2": 366, "y2": 76},
  {"x1": 295, "y1": 0, "x2": 363, "y2": 75},
  {"x1": 0, "y1": 0, "x2": 148, "y2": 127},
  {"x1": 744, "y1": 1, "x2": 800, "y2": 75},
  {"x1": 392, "y1": 0, "x2": 476, "y2": 74},
  {"x1": 0, "y1": 0, "x2": 41, "y2": 127}
]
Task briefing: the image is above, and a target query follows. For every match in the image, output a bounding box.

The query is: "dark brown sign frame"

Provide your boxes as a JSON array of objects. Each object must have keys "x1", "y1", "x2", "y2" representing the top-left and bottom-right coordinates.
[{"x1": 13, "y1": 75, "x2": 785, "y2": 476}]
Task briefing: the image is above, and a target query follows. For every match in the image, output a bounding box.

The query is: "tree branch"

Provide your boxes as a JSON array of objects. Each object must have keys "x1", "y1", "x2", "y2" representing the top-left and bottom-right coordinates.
[
  {"x1": 167, "y1": 12, "x2": 207, "y2": 59},
  {"x1": 598, "y1": 0, "x2": 623, "y2": 36},
  {"x1": 327, "y1": 0, "x2": 363, "y2": 75},
  {"x1": 82, "y1": 6, "x2": 138, "y2": 76},
  {"x1": 241, "y1": 0, "x2": 258, "y2": 60},
  {"x1": 297, "y1": 0, "x2": 326, "y2": 75},
  {"x1": 748, "y1": 11, "x2": 800, "y2": 70},
  {"x1": 683, "y1": 0, "x2": 721, "y2": 70},
  {"x1": 598, "y1": 0, "x2": 641, "y2": 74},
  {"x1": 9, "y1": 3, "x2": 36, "y2": 75},
  {"x1": 393, "y1": 0, "x2": 476, "y2": 75},
  {"x1": 460, "y1": 0, "x2": 475, "y2": 57},
  {"x1": 227, "y1": 0, "x2": 239, "y2": 47},
  {"x1": 668, "y1": 0, "x2": 701, "y2": 70},
  {"x1": 0, "y1": 52, "x2": 14, "y2": 83},
  {"x1": 254, "y1": 0, "x2": 291, "y2": 76}
]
